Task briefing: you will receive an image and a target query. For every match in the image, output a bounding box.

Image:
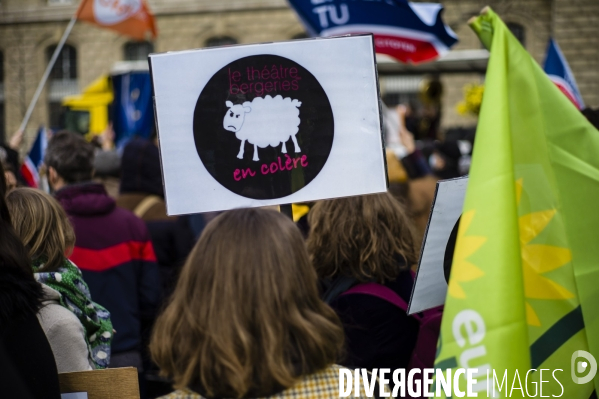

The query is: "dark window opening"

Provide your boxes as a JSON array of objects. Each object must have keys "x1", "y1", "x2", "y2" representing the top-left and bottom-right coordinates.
[
  {"x1": 0, "y1": 51, "x2": 4, "y2": 83},
  {"x1": 205, "y1": 36, "x2": 238, "y2": 48},
  {"x1": 292, "y1": 32, "x2": 310, "y2": 40},
  {"x1": 47, "y1": 44, "x2": 77, "y2": 80},
  {"x1": 506, "y1": 23, "x2": 526, "y2": 46},
  {"x1": 124, "y1": 41, "x2": 155, "y2": 61},
  {"x1": 0, "y1": 101, "x2": 5, "y2": 144},
  {"x1": 64, "y1": 109, "x2": 90, "y2": 135},
  {"x1": 48, "y1": 102, "x2": 67, "y2": 131},
  {"x1": 0, "y1": 50, "x2": 4, "y2": 143}
]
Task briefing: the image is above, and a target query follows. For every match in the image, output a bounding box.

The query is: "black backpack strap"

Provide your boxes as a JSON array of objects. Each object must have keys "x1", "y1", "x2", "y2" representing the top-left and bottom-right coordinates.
[{"x1": 322, "y1": 275, "x2": 358, "y2": 304}]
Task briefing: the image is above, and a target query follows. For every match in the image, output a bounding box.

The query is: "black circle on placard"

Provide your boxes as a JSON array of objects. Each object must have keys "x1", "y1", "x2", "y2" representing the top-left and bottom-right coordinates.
[
  {"x1": 193, "y1": 55, "x2": 334, "y2": 200},
  {"x1": 443, "y1": 215, "x2": 461, "y2": 283}
]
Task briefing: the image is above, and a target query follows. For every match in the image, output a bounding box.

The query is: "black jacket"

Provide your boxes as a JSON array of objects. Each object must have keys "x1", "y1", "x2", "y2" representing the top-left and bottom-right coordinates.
[
  {"x1": 117, "y1": 138, "x2": 195, "y2": 299},
  {"x1": 327, "y1": 270, "x2": 420, "y2": 371},
  {"x1": 0, "y1": 266, "x2": 61, "y2": 399}
]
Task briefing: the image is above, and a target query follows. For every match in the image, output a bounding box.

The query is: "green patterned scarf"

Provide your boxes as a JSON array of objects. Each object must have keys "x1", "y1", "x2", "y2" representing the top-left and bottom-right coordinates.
[{"x1": 33, "y1": 257, "x2": 113, "y2": 369}]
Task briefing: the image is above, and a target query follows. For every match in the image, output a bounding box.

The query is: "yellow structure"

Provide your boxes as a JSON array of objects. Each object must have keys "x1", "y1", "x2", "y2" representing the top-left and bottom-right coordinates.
[{"x1": 62, "y1": 75, "x2": 113, "y2": 139}]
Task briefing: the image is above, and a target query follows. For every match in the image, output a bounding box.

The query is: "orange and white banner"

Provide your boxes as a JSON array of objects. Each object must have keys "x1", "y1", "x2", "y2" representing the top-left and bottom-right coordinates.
[{"x1": 77, "y1": 0, "x2": 157, "y2": 40}]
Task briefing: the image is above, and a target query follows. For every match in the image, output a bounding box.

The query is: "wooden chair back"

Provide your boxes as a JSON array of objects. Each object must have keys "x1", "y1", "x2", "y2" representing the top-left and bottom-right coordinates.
[{"x1": 58, "y1": 367, "x2": 139, "y2": 399}]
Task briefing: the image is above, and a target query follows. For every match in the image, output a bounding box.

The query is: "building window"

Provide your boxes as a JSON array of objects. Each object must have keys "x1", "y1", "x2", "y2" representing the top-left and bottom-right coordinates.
[
  {"x1": 379, "y1": 75, "x2": 422, "y2": 107},
  {"x1": 506, "y1": 23, "x2": 525, "y2": 46},
  {"x1": 205, "y1": 36, "x2": 237, "y2": 48},
  {"x1": 46, "y1": 44, "x2": 78, "y2": 129},
  {"x1": 47, "y1": 44, "x2": 77, "y2": 81},
  {"x1": 124, "y1": 41, "x2": 154, "y2": 61},
  {"x1": 0, "y1": 50, "x2": 4, "y2": 143},
  {"x1": 292, "y1": 32, "x2": 310, "y2": 40}
]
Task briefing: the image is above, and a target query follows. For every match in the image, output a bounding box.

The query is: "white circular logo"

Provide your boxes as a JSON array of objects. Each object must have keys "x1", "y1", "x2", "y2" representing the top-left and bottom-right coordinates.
[
  {"x1": 571, "y1": 350, "x2": 597, "y2": 385},
  {"x1": 93, "y1": 0, "x2": 142, "y2": 25}
]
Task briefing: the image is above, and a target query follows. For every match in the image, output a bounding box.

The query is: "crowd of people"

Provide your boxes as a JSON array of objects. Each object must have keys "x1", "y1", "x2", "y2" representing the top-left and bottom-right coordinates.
[
  {"x1": 0, "y1": 104, "x2": 443, "y2": 398},
  {"x1": 5, "y1": 103, "x2": 596, "y2": 398}
]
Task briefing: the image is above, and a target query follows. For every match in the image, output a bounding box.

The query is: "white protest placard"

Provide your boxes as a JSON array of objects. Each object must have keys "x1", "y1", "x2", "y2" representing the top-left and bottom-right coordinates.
[
  {"x1": 149, "y1": 35, "x2": 387, "y2": 215},
  {"x1": 408, "y1": 176, "x2": 468, "y2": 314}
]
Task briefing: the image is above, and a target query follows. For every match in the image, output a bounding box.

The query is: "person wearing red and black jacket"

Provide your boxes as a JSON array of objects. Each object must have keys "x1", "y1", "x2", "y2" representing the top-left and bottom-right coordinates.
[{"x1": 45, "y1": 132, "x2": 160, "y2": 377}]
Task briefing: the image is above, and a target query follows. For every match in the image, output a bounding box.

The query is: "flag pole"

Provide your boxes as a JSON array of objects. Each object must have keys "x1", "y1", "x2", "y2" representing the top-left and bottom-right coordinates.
[{"x1": 19, "y1": 13, "x2": 78, "y2": 132}]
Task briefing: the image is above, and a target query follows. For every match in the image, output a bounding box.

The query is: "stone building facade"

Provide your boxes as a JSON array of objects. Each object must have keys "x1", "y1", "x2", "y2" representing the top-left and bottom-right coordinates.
[{"x1": 0, "y1": 0, "x2": 597, "y2": 144}]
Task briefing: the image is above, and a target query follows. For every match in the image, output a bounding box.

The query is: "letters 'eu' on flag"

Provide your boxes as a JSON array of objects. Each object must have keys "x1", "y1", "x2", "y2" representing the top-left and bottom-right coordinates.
[{"x1": 436, "y1": 7, "x2": 599, "y2": 398}]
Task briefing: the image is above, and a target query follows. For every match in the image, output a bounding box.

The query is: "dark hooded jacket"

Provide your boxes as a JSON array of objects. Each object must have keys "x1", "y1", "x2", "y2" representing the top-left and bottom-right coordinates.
[
  {"x1": 56, "y1": 182, "x2": 160, "y2": 354},
  {"x1": 325, "y1": 269, "x2": 419, "y2": 371},
  {"x1": 116, "y1": 138, "x2": 194, "y2": 297},
  {"x1": 0, "y1": 266, "x2": 61, "y2": 398}
]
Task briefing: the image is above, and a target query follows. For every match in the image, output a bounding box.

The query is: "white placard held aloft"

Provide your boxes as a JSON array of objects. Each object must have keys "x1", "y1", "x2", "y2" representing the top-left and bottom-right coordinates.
[
  {"x1": 408, "y1": 176, "x2": 468, "y2": 314},
  {"x1": 149, "y1": 35, "x2": 387, "y2": 215}
]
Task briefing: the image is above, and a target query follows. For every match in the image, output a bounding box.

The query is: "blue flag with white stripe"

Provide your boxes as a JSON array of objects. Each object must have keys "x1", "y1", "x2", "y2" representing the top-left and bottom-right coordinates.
[
  {"x1": 287, "y1": 0, "x2": 457, "y2": 63},
  {"x1": 543, "y1": 38, "x2": 585, "y2": 110},
  {"x1": 20, "y1": 126, "x2": 47, "y2": 188}
]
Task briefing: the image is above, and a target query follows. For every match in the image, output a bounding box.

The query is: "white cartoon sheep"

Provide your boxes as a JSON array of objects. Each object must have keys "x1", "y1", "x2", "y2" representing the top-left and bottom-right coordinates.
[{"x1": 223, "y1": 95, "x2": 302, "y2": 161}]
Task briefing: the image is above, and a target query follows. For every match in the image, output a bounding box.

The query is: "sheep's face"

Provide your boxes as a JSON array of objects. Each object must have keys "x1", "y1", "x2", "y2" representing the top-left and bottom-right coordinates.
[{"x1": 223, "y1": 101, "x2": 251, "y2": 132}]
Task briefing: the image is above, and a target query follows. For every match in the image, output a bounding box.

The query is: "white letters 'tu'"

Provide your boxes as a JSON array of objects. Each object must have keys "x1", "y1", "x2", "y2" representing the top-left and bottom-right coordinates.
[
  {"x1": 312, "y1": 4, "x2": 350, "y2": 28},
  {"x1": 329, "y1": 4, "x2": 350, "y2": 25}
]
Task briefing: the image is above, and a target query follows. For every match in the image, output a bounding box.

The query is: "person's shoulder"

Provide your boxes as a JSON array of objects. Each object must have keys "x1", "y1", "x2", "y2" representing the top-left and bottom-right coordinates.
[
  {"x1": 331, "y1": 286, "x2": 398, "y2": 312},
  {"x1": 115, "y1": 193, "x2": 144, "y2": 213},
  {"x1": 37, "y1": 300, "x2": 83, "y2": 334},
  {"x1": 157, "y1": 389, "x2": 203, "y2": 399},
  {"x1": 112, "y1": 206, "x2": 150, "y2": 231},
  {"x1": 145, "y1": 200, "x2": 170, "y2": 221},
  {"x1": 271, "y1": 365, "x2": 341, "y2": 398},
  {"x1": 384, "y1": 270, "x2": 414, "y2": 302},
  {"x1": 112, "y1": 205, "x2": 141, "y2": 220},
  {"x1": 309, "y1": 364, "x2": 348, "y2": 384}
]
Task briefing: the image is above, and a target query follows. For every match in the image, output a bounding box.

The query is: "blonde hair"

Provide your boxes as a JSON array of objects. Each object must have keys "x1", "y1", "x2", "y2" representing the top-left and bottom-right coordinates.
[
  {"x1": 307, "y1": 192, "x2": 418, "y2": 283},
  {"x1": 150, "y1": 208, "x2": 343, "y2": 398},
  {"x1": 6, "y1": 188, "x2": 75, "y2": 272}
]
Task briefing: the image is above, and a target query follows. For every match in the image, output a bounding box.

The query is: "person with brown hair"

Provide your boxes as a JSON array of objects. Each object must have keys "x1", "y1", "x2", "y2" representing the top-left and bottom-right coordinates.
[
  {"x1": 0, "y1": 163, "x2": 61, "y2": 399},
  {"x1": 307, "y1": 192, "x2": 420, "y2": 371},
  {"x1": 44, "y1": 131, "x2": 159, "y2": 379},
  {"x1": 151, "y1": 208, "x2": 382, "y2": 399},
  {"x1": 6, "y1": 188, "x2": 113, "y2": 371}
]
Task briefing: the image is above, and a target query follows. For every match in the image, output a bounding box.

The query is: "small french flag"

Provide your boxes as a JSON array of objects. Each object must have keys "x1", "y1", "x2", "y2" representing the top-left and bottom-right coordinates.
[
  {"x1": 543, "y1": 38, "x2": 585, "y2": 110},
  {"x1": 20, "y1": 127, "x2": 48, "y2": 188}
]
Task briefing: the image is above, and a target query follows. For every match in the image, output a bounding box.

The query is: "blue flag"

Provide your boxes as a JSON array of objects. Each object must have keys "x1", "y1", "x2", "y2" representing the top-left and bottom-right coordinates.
[
  {"x1": 543, "y1": 38, "x2": 585, "y2": 110},
  {"x1": 112, "y1": 71, "x2": 155, "y2": 147},
  {"x1": 20, "y1": 126, "x2": 47, "y2": 188},
  {"x1": 287, "y1": 0, "x2": 457, "y2": 63}
]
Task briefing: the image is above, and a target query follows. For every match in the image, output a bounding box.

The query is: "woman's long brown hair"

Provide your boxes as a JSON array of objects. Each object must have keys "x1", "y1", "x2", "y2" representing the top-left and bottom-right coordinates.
[
  {"x1": 150, "y1": 208, "x2": 344, "y2": 398},
  {"x1": 6, "y1": 188, "x2": 75, "y2": 272},
  {"x1": 307, "y1": 192, "x2": 418, "y2": 283},
  {"x1": 0, "y1": 163, "x2": 43, "y2": 323},
  {"x1": 0, "y1": 164, "x2": 31, "y2": 276}
]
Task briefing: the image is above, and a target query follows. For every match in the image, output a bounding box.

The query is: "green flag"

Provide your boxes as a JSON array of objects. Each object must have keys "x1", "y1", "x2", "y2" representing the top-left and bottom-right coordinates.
[{"x1": 435, "y1": 7, "x2": 599, "y2": 398}]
